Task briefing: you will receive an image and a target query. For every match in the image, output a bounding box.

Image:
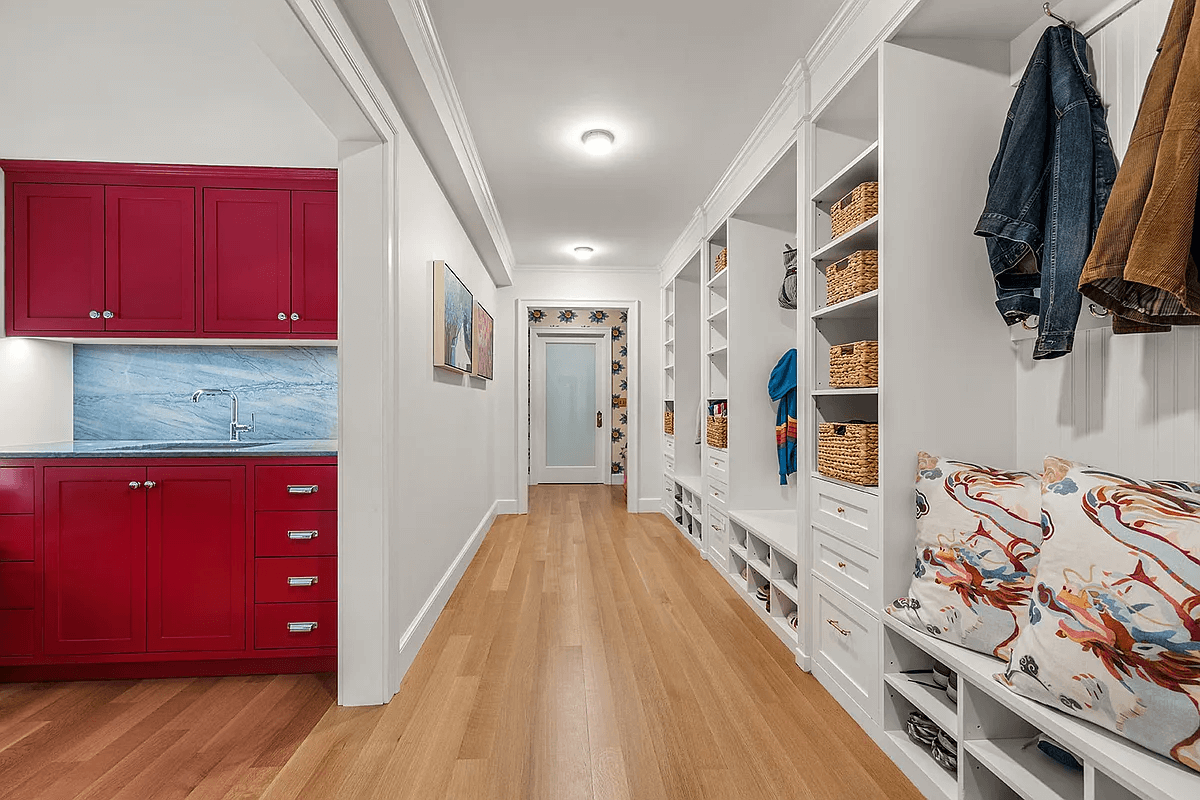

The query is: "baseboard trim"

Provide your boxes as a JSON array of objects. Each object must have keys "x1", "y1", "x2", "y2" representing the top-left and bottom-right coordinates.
[
  {"x1": 495, "y1": 498, "x2": 520, "y2": 515},
  {"x1": 637, "y1": 496, "x2": 661, "y2": 513},
  {"x1": 608, "y1": 474, "x2": 625, "y2": 486},
  {"x1": 392, "y1": 499, "x2": 498, "y2": 688}
]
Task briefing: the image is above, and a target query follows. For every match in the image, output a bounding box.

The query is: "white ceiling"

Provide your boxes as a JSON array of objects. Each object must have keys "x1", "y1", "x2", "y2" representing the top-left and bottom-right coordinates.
[{"x1": 424, "y1": 0, "x2": 843, "y2": 268}]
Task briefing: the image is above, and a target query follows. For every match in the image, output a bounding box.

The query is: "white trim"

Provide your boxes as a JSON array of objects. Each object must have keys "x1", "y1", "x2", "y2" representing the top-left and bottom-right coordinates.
[
  {"x1": 804, "y1": 0, "x2": 872, "y2": 75},
  {"x1": 496, "y1": 498, "x2": 520, "y2": 515},
  {"x1": 517, "y1": 299, "x2": 641, "y2": 515},
  {"x1": 394, "y1": 500, "x2": 497, "y2": 676},
  {"x1": 391, "y1": 0, "x2": 516, "y2": 285},
  {"x1": 608, "y1": 474, "x2": 625, "y2": 486},
  {"x1": 531, "y1": 329, "x2": 610, "y2": 485},
  {"x1": 637, "y1": 497, "x2": 662, "y2": 513}
]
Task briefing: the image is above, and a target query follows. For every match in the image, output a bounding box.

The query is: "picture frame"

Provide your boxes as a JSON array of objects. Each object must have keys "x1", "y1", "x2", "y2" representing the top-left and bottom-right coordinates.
[
  {"x1": 472, "y1": 302, "x2": 494, "y2": 380},
  {"x1": 432, "y1": 260, "x2": 473, "y2": 373}
]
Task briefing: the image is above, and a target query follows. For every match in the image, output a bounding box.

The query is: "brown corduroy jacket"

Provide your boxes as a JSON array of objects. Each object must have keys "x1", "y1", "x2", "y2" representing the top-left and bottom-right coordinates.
[{"x1": 1079, "y1": 0, "x2": 1200, "y2": 332}]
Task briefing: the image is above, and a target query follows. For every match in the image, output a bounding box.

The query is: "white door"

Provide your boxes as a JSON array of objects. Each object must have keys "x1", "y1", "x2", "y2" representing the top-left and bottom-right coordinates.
[{"x1": 532, "y1": 331, "x2": 609, "y2": 484}]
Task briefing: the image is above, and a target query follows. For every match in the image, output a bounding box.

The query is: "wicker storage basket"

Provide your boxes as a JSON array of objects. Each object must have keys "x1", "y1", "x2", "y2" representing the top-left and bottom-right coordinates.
[
  {"x1": 829, "y1": 340, "x2": 878, "y2": 388},
  {"x1": 826, "y1": 250, "x2": 878, "y2": 306},
  {"x1": 706, "y1": 415, "x2": 728, "y2": 449},
  {"x1": 714, "y1": 248, "x2": 728, "y2": 275},
  {"x1": 830, "y1": 182, "x2": 879, "y2": 238},
  {"x1": 664, "y1": 410, "x2": 674, "y2": 435},
  {"x1": 817, "y1": 422, "x2": 878, "y2": 486}
]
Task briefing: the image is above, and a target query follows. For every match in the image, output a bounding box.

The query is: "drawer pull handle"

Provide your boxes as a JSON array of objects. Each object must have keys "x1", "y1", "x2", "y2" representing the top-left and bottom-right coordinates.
[
  {"x1": 287, "y1": 485, "x2": 319, "y2": 495},
  {"x1": 287, "y1": 621, "x2": 318, "y2": 633},
  {"x1": 287, "y1": 530, "x2": 319, "y2": 540},
  {"x1": 287, "y1": 576, "x2": 319, "y2": 587},
  {"x1": 837, "y1": 561, "x2": 847, "y2": 569},
  {"x1": 827, "y1": 619, "x2": 851, "y2": 636}
]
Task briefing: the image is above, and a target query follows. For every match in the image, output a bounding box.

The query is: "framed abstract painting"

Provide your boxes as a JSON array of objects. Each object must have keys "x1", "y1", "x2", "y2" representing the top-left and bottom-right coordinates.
[
  {"x1": 433, "y1": 260, "x2": 473, "y2": 373},
  {"x1": 472, "y1": 302, "x2": 494, "y2": 380}
]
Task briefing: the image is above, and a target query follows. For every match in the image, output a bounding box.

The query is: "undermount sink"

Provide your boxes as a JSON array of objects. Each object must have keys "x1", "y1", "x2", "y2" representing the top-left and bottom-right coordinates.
[{"x1": 103, "y1": 441, "x2": 278, "y2": 451}]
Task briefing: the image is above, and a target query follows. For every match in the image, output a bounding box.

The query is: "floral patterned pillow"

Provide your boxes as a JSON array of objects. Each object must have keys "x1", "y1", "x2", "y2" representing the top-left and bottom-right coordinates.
[
  {"x1": 887, "y1": 452, "x2": 1043, "y2": 660},
  {"x1": 1000, "y1": 457, "x2": 1200, "y2": 773}
]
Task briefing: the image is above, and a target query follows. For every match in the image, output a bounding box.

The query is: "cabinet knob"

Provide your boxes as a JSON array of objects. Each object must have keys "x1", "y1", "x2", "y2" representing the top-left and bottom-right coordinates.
[
  {"x1": 102, "y1": 310, "x2": 114, "y2": 319},
  {"x1": 827, "y1": 619, "x2": 851, "y2": 636},
  {"x1": 144, "y1": 481, "x2": 157, "y2": 489},
  {"x1": 278, "y1": 313, "x2": 287, "y2": 321},
  {"x1": 836, "y1": 507, "x2": 845, "y2": 514},
  {"x1": 90, "y1": 310, "x2": 101, "y2": 319},
  {"x1": 837, "y1": 561, "x2": 847, "y2": 569},
  {"x1": 290, "y1": 312, "x2": 300, "y2": 321},
  {"x1": 128, "y1": 481, "x2": 141, "y2": 490}
]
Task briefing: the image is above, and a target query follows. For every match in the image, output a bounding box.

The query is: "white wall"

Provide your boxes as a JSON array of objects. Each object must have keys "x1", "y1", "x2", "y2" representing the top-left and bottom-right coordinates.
[
  {"x1": 0, "y1": 339, "x2": 73, "y2": 445},
  {"x1": 494, "y1": 268, "x2": 662, "y2": 510},
  {"x1": 389, "y1": 126, "x2": 500, "y2": 686},
  {"x1": 0, "y1": 0, "x2": 336, "y2": 167}
]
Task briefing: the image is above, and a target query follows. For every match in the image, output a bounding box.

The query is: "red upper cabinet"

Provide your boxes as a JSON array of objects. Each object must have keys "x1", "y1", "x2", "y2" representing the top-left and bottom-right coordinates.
[
  {"x1": 8, "y1": 183, "x2": 105, "y2": 333},
  {"x1": 290, "y1": 191, "x2": 337, "y2": 336},
  {"x1": 43, "y1": 467, "x2": 148, "y2": 656},
  {"x1": 146, "y1": 466, "x2": 246, "y2": 652},
  {"x1": 203, "y1": 188, "x2": 292, "y2": 335},
  {"x1": 105, "y1": 186, "x2": 197, "y2": 333}
]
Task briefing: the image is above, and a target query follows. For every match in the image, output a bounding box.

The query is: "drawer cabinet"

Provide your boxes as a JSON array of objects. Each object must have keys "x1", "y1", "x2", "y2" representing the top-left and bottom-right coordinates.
[
  {"x1": 255, "y1": 511, "x2": 337, "y2": 557},
  {"x1": 707, "y1": 478, "x2": 728, "y2": 508},
  {"x1": 0, "y1": 468, "x2": 34, "y2": 513},
  {"x1": 254, "y1": 602, "x2": 338, "y2": 650},
  {"x1": 707, "y1": 507, "x2": 728, "y2": 564},
  {"x1": 814, "y1": 577, "x2": 879, "y2": 723},
  {"x1": 706, "y1": 448, "x2": 728, "y2": 482},
  {"x1": 255, "y1": 465, "x2": 336, "y2": 511},
  {"x1": 0, "y1": 516, "x2": 34, "y2": 561},
  {"x1": 813, "y1": 526, "x2": 880, "y2": 610},
  {"x1": 811, "y1": 477, "x2": 878, "y2": 553},
  {"x1": 255, "y1": 557, "x2": 338, "y2": 603}
]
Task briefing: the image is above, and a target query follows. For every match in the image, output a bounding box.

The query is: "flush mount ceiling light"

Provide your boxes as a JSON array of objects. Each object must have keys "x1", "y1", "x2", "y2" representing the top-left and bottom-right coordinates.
[
  {"x1": 574, "y1": 246, "x2": 595, "y2": 260},
  {"x1": 580, "y1": 129, "x2": 615, "y2": 155}
]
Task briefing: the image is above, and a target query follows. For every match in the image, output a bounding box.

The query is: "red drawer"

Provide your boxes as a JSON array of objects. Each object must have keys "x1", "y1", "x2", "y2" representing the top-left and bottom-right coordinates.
[
  {"x1": 254, "y1": 602, "x2": 337, "y2": 650},
  {"x1": 0, "y1": 609, "x2": 36, "y2": 656},
  {"x1": 255, "y1": 557, "x2": 338, "y2": 603},
  {"x1": 0, "y1": 516, "x2": 34, "y2": 561},
  {"x1": 255, "y1": 512, "x2": 337, "y2": 557},
  {"x1": 255, "y1": 465, "x2": 336, "y2": 511},
  {"x1": 0, "y1": 562, "x2": 36, "y2": 609},
  {"x1": 0, "y1": 468, "x2": 33, "y2": 514}
]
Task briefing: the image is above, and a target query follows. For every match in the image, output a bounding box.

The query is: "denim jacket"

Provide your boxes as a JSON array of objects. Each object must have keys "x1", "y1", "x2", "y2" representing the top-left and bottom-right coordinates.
[{"x1": 975, "y1": 25, "x2": 1117, "y2": 359}]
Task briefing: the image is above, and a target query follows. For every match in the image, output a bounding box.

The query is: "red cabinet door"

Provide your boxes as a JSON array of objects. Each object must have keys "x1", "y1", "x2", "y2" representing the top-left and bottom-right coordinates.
[
  {"x1": 10, "y1": 183, "x2": 105, "y2": 333},
  {"x1": 146, "y1": 466, "x2": 246, "y2": 652},
  {"x1": 43, "y1": 467, "x2": 147, "y2": 655},
  {"x1": 105, "y1": 186, "x2": 197, "y2": 333},
  {"x1": 290, "y1": 191, "x2": 337, "y2": 336},
  {"x1": 202, "y1": 188, "x2": 291, "y2": 335}
]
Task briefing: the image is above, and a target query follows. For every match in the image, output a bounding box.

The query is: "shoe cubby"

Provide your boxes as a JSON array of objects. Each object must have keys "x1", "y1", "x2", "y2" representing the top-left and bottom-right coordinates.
[
  {"x1": 770, "y1": 585, "x2": 799, "y2": 644},
  {"x1": 728, "y1": 550, "x2": 749, "y2": 591},
  {"x1": 771, "y1": 550, "x2": 798, "y2": 598},
  {"x1": 745, "y1": 532, "x2": 771, "y2": 575}
]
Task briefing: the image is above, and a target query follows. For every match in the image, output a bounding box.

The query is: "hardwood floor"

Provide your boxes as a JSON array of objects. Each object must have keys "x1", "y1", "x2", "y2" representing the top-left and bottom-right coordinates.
[{"x1": 0, "y1": 485, "x2": 920, "y2": 799}]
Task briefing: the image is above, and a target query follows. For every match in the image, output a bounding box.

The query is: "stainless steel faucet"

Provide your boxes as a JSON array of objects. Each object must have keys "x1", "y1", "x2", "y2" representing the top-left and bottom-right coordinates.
[{"x1": 190, "y1": 389, "x2": 255, "y2": 441}]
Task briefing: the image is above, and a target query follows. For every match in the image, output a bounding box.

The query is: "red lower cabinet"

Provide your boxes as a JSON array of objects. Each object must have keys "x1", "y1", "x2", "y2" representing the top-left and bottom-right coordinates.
[
  {"x1": 254, "y1": 602, "x2": 338, "y2": 650},
  {"x1": 43, "y1": 467, "x2": 148, "y2": 655},
  {"x1": 147, "y1": 466, "x2": 245, "y2": 652}
]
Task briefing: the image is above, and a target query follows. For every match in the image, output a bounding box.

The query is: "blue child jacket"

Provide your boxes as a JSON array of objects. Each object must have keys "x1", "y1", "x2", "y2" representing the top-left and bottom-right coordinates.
[
  {"x1": 769, "y1": 349, "x2": 797, "y2": 485},
  {"x1": 975, "y1": 24, "x2": 1117, "y2": 360}
]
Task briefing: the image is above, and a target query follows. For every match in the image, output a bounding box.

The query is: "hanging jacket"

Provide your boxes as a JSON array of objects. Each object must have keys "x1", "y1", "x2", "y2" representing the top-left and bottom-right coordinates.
[
  {"x1": 769, "y1": 349, "x2": 797, "y2": 486},
  {"x1": 975, "y1": 24, "x2": 1117, "y2": 359},
  {"x1": 1079, "y1": 0, "x2": 1200, "y2": 331}
]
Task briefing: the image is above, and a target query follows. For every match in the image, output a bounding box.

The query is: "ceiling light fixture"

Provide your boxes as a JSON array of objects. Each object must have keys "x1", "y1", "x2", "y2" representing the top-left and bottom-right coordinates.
[
  {"x1": 581, "y1": 129, "x2": 615, "y2": 155},
  {"x1": 574, "y1": 246, "x2": 595, "y2": 260}
]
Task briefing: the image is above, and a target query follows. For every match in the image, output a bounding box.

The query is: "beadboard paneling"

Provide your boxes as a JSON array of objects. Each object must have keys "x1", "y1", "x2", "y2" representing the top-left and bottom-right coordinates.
[{"x1": 1013, "y1": 0, "x2": 1200, "y2": 477}]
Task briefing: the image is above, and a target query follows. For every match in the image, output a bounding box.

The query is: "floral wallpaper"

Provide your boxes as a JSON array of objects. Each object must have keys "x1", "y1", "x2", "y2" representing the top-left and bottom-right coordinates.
[{"x1": 529, "y1": 307, "x2": 630, "y2": 475}]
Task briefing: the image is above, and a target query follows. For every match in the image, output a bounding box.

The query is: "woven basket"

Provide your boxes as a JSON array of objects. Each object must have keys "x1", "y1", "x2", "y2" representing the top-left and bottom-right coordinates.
[
  {"x1": 829, "y1": 340, "x2": 878, "y2": 388},
  {"x1": 706, "y1": 415, "x2": 728, "y2": 449},
  {"x1": 826, "y1": 250, "x2": 878, "y2": 306},
  {"x1": 817, "y1": 422, "x2": 879, "y2": 486},
  {"x1": 830, "y1": 182, "x2": 879, "y2": 238},
  {"x1": 664, "y1": 411, "x2": 674, "y2": 435},
  {"x1": 714, "y1": 247, "x2": 728, "y2": 275}
]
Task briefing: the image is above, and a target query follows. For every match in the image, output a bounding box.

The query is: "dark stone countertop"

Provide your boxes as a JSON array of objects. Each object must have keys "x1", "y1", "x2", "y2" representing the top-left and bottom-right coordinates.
[{"x1": 0, "y1": 440, "x2": 338, "y2": 459}]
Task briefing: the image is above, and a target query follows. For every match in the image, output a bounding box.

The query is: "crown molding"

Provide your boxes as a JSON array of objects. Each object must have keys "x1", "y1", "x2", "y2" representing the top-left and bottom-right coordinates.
[
  {"x1": 805, "y1": 0, "x2": 872, "y2": 75},
  {"x1": 392, "y1": 0, "x2": 517, "y2": 283}
]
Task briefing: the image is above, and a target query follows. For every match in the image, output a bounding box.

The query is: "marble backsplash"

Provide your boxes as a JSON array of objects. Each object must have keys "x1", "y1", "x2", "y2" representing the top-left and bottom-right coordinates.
[{"x1": 74, "y1": 345, "x2": 338, "y2": 441}]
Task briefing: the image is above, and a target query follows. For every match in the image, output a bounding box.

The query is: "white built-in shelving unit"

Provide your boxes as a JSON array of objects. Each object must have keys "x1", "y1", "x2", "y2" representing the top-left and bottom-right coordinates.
[{"x1": 663, "y1": 252, "x2": 704, "y2": 550}]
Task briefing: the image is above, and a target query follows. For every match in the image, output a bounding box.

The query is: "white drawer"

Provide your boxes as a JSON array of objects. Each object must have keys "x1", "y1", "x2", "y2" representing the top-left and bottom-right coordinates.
[
  {"x1": 813, "y1": 526, "x2": 880, "y2": 611},
  {"x1": 664, "y1": 436, "x2": 675, "y2": 455},
  {"x1": 814, "y1": 578, "x2": 879, "y2": 722},
  {"x1": 707, "y1": 477, "x2": 728, "y2": 508},
  {"x1": 707, "y1": 508, "x2": 728, "y2": 564},
  {"x1": 707, "y1": 448, "x2": 728, "y2": 482},
  {"x1": 811, "y1": 477, "x2": 878, "y2": 553},
  {"x1": 664, "y1": 475, "x2": 676, "y2": 498},
  {"x1": 665, "y1": 454, "x2": 675, "y2": 475}
]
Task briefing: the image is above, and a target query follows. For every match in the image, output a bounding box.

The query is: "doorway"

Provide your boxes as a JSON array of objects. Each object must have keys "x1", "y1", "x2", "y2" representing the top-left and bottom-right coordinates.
[{"x1": 531, "y1": 330, "x2": 610, "y2": 484}]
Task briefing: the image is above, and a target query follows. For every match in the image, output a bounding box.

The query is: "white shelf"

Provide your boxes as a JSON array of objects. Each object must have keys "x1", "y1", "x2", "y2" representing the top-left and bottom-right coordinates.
[
  {"x1": 812, "y1": 387, "x2": 879, "y2": 396},
  {"x1": 812, "y1": 289, "x2": 879, "y2": 320},
  {"x1": 776, "y1": 580, "x2": 799, "y2": 604},
  {"x1": 706, "y1": 268, "x2": 728, "y2": 288},
  {"x1": 675, "y1": 473, "x2": 703, "y2": 495},
  {"x1": 707, "y1": 345, "x2": 728, "y2": 358},
  {"x1": 884, "y1": 672, "x2": 956, "y2": 734},
  {"x1": 811, "y1": 216, "x2": 879, "y2": 264},
  {"x1": 885, "y1": 732, "x2": 956, "y2": 800},
  {"x1": 729, "y1": 509, "x2": 798, "y2": 559},
  {"x1": 811, "y1": 141, "x2": 879, "y2": 205},
  {"x1": 964, "y1": 739, "x2": 1084, "y2": 800},
  {"x1": 706, "y1": 306, "x2": 728, "y2": 323},
  {"x1": 665, "y1": 338, "x2": 675, "y2": 347},
  {"x1": 664, "y1": 364, "x2": 675, "y2": 371},
  {"x1": 769, "y1": 614, "x2": 799, "y2": 644},
  {"x1": 729, "y1": 542, "x2": 748, "y2": 560},
  {"x1": 665, "y1": 312, "x2": 675, "y2": 322},
  {"x1": 748, "y1": 558, "x2": 771, "y2": 577},
  {"x1": 811, "y1": 471, "x2": 878, "y2": 496}
]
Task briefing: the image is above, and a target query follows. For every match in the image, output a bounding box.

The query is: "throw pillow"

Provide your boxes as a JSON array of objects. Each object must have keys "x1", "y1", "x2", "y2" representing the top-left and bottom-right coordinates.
[
  {"x1": 1000, "y1": 457, "x2": 1200, "y2": 772},
  {"x1": 887, "y1": 452, "x2": 1043, "y2": 659}
]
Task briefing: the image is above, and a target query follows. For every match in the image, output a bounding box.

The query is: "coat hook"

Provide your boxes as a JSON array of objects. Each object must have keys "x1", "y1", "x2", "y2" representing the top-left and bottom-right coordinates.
[
  {"x1": 1088, "y1": 303, "x2": 1111, "y2": 318},
  {"x1": 1044, "y1": 2, "x2": 1075, "y2": 28}
]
